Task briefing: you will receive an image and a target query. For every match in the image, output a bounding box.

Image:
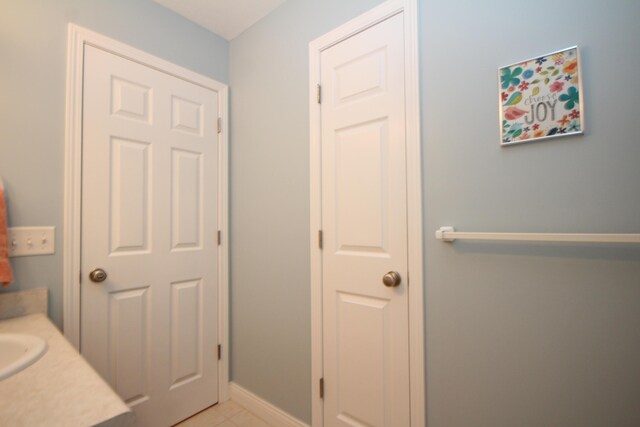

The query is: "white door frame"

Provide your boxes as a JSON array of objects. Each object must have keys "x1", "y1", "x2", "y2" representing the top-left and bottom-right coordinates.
[
  {"x1": 63, "y1": 24, "x2": 230, "y2": 402},
  {"x1": 309, "y1": 0, "x2": 424, "y2": 425}
]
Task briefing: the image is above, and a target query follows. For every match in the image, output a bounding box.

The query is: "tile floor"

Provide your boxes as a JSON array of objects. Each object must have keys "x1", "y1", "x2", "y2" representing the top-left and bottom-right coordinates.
[{"x1": 174, "y1": 400, "x2": 274, "y2": 427}]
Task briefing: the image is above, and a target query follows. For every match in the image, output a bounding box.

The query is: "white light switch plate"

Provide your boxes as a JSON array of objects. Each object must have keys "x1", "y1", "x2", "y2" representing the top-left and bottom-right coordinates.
[{"x1": 8, "y1": 227, "x2": 55, "y2": 257}]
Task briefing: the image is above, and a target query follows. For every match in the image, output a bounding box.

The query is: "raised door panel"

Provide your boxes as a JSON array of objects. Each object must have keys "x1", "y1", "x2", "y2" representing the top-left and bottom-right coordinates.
[
  {"x1": 334, "y1": 119, "x2": 389, "y2": 256},
  {"x1": 171, "y1": 96, "x2": 203, "y2": 136},
  {"x1": 111, "y1": 77, "x2": 152, "y2": 123},
  {"x1": 171, "y1": 149, "x2": 203, "y2": 251},
  {"x1": 334, "y1": 47, "x2": 387, "y2": 105},
  {"x1": 170, "y1": 279, "x2": 203, "y2": 389},
  {"x1": 110, "y1": 138, "x2": 152, "y2": 254},
  {"x1": 108, "y1": 287, "x2": 151, "y2": 406},
  {"x1": 335, "y1": 292, "x2": 389, "y2": 427}
]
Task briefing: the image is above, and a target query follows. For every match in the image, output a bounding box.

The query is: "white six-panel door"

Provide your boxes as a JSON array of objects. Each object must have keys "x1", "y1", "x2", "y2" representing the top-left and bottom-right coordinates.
[
  {"x1": 81, "y1": 45, "x2": 219, "y2": 427},
  {"x1": 320, "y1": 13, "x2": 410, "y2": 427}
]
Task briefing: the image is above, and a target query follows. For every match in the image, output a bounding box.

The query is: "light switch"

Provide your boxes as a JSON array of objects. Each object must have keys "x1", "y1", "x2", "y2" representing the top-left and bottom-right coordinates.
[{"x1": 8, "y1": 227, "x2": 55, "y2": 257}]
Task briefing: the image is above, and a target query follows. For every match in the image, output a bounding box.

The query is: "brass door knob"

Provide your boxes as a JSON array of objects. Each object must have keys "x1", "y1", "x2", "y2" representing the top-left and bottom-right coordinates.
[
  {"x1": 89, "y1": 268, "x2": 108, "y2": 283},
  {"x1": 382, "y1": 271, "x2": 401, "y2": 287}
]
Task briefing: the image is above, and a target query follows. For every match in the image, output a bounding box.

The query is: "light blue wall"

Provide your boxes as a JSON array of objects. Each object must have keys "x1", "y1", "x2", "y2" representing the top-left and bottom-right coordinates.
[
  {"x1": 231, "y1": 0, "x2": 640, "y2": 425},
  {"x1": 422, "y1": 1, "x2": 640, "y2": 426},
  {"x1": 229, "y1": 0, "x2": 385, "y2": 422},
  {"x1": 0, "y1": 0, "x2": 229, "y2": 327}
]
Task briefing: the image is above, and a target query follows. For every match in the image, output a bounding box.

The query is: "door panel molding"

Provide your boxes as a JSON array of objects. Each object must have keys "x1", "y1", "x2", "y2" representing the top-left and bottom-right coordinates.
[
  {"x1": 63, "y1": 23, "x2": 230, "y2": 402},
  {"x1": 309, "y1": 1, "x2": 424, "y2": 425}
]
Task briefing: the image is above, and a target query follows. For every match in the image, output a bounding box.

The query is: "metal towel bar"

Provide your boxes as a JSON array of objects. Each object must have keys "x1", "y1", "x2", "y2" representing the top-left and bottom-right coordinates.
[{"x1": 435, "y1": 226, "x2": 640, "y2": 244}]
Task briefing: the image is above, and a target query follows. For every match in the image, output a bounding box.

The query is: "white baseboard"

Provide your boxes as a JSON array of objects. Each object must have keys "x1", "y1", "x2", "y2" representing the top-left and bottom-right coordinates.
[{"x1": 229, "y1": 382, "x2": 310, "y2": 427}]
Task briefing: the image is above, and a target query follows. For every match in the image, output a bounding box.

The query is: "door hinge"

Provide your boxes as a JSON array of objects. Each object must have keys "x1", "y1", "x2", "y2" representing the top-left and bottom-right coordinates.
[
  {"x1": 318, "y1": 230, "x2": 323, "y2": 249},
  {"x1": 217, "y1": 230, "x2": 222, "y2": 246},
  {"x1": 218, "y1": 344, "x2": 222, "y2": 360},
  {"x1": 319, "y1": 377, "x2": 324, "y2": 399},
  {"x1": 317, "y1": 84, "x2": 322, "y2": 104},
  {"x1": 217, "y1": 117, "x2": 222, "y2": 134}
]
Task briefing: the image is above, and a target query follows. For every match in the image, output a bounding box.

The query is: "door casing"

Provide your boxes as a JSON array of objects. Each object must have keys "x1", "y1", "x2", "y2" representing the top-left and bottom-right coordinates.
[
  {"x1": 309, "y1": 0, "x2": 424, "y2": 425},
  {"x1": 63, "y1": 23, "x2": 230, "y2": 402}
]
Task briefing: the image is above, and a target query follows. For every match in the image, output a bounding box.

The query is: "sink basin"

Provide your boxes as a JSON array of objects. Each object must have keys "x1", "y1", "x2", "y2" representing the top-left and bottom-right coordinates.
[{"x1": 0, "y1": 333, "x2": 47, "y2": 380}]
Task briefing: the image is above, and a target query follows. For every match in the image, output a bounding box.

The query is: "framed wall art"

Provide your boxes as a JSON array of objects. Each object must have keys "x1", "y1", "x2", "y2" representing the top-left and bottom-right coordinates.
[{"x1": 499, "y1": 46, "x2": 584, "y2": 146}]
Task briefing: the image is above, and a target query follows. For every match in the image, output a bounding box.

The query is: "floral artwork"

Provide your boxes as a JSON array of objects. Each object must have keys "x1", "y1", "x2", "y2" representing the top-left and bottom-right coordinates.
[{"x1": 499, "y1": 46, "x2": 584, "y2": 145}]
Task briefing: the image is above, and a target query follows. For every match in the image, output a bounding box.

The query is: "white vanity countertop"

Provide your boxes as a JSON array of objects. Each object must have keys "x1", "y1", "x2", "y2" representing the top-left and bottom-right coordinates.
[{"x1": 0, "y1": 313, "x2": 134, "y2": 427}]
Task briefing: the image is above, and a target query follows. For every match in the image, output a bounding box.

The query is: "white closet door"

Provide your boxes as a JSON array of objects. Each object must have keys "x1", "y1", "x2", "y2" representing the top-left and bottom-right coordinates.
[
  {"x1": 81, "y1": 45, "x2": 219, "y2": 427},
  {"x1": 320, "y1": 13, "x2": 410, "y2": 427}
]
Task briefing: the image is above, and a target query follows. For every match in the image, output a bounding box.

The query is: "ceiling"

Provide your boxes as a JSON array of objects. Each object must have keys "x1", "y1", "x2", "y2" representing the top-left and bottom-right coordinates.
[{"x1": 152, "y1": 0, "x2": 287, "y2": 40}]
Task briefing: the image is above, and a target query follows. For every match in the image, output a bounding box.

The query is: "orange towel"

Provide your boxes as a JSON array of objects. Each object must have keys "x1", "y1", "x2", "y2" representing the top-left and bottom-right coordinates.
[{"x1": 0, "y1": 188, "x2": 13, "y2": 286}]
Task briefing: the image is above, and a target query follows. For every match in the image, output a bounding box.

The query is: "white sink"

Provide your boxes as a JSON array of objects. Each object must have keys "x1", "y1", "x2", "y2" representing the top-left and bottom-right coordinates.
[{"x1": 0, "y1": 333, "x2": 47, "y2": 380}]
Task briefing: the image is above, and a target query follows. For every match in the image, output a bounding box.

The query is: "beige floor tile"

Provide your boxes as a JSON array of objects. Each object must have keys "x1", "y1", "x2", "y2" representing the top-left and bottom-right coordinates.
[
  {"x1": 213, "y1": 400, "x2": 244, "y2": 418},
  {"x1": 173, "y1": 399, "x2": 274, "y2": 427},
  {"x1": 229, "y1": 409, "x2": 271, "y2": 427},
  {"x1": 175, "y1": 405, "x2": 228, "y2": 426}
]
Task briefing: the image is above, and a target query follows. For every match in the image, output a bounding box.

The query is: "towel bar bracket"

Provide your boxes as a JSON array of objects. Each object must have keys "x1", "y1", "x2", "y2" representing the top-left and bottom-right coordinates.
[{"x1": 434, "y1": 226, "x2": 456, "y2": 242}]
